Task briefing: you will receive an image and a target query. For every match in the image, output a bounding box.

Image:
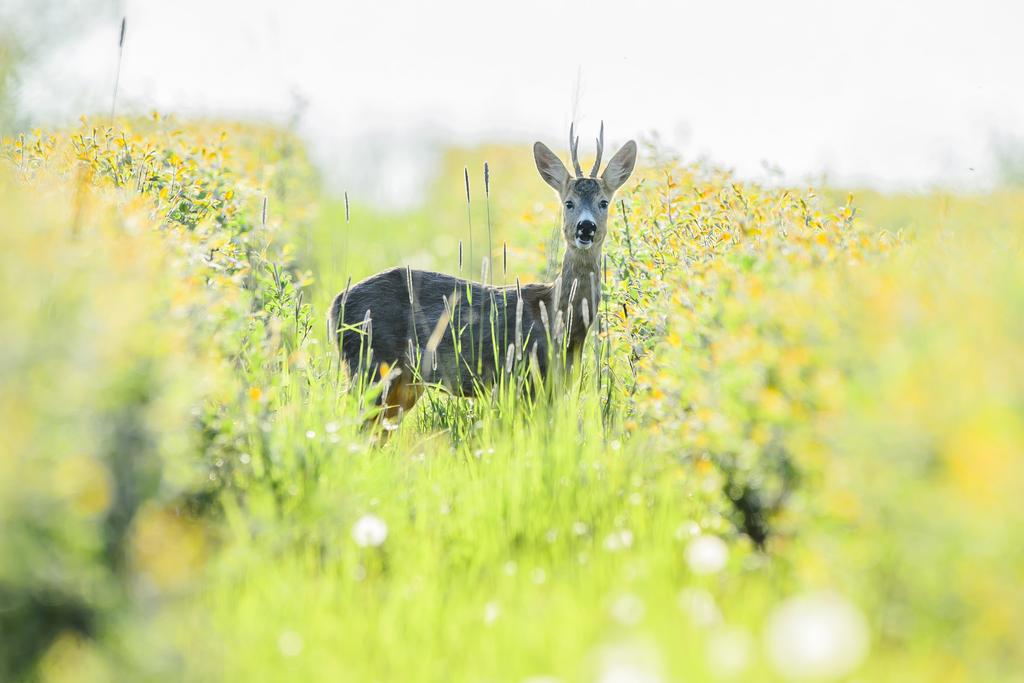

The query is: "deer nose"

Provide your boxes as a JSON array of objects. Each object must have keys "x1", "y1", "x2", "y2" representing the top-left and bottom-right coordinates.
[{"x1": 575, "y1": 220, "x2": 597, "y2": 243}]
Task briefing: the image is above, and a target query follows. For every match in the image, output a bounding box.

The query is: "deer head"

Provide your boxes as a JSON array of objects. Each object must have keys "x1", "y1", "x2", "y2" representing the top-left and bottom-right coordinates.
[{"x1": 533, "y1": 122, "x2": 637, "y2": 252}]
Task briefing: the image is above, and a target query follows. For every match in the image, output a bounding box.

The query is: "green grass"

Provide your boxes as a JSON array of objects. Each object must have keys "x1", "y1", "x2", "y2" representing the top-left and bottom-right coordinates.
[{"x1": 2, "y1": 121, "x2": 1022, "y2": 683}]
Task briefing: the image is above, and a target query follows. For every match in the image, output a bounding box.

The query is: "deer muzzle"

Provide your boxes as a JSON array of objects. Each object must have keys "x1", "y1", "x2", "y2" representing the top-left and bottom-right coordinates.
[{"x1": 575, "y1": 219, "x2": 597, "y2": 249}]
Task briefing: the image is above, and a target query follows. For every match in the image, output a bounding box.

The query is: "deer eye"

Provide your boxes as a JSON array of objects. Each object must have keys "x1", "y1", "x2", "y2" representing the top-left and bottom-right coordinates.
[
  {"x1": 564, "y1": 200, "x2": 575, "y2": 210},
  {"x1": 599, "y1": 200, "x2": 609, "y2": 210}
]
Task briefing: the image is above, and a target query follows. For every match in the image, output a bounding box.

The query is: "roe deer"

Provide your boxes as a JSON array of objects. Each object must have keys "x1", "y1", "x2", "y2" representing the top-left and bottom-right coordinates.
[{"x1": 328, "y1": 124, "x2": 637, "y2": 422}]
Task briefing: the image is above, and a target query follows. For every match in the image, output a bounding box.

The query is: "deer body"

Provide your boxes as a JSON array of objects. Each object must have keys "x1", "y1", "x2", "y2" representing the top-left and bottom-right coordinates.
[{"x1": 328, "y1": 126, "x2": 636, "y2": 421}]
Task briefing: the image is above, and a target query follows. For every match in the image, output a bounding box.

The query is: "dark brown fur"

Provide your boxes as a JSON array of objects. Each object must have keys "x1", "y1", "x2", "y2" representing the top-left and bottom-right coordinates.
[{"x1": 327, "y1": 130, "x2": 636, "y2": 420}]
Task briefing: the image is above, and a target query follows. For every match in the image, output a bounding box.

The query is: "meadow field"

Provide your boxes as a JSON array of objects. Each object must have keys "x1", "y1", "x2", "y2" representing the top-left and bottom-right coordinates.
[{"x1": 1, "y1": 118, "x2": 1022, "y2": 682}]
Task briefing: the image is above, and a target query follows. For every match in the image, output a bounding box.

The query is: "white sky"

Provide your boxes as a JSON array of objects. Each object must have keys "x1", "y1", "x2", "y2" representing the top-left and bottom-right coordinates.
[{"x1": 17, "y1": 0, "x2": 1024, "y2": 205}]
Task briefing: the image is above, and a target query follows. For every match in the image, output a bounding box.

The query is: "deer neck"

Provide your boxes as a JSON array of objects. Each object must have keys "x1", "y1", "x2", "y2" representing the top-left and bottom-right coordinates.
[{"x1": 552, "y1": 243, "x2": 602, "y2": 333}]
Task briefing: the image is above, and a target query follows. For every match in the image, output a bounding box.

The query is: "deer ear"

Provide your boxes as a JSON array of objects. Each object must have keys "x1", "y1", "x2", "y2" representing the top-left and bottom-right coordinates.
[
  {"x1": 601, "y1": 140, "x2": 637, "y2": 194},
  {"x1": 533, "y1": 142, "x2": 569, "y2": 193}
]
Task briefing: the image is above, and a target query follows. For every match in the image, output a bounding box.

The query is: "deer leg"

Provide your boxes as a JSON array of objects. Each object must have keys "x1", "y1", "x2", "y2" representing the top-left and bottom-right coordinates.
[
  {"x1": 367, "y1": 368, "x2": 423, "y2": 435},
  {"x1": 384, "y1": 371, "x2": 423, "y2": 420}
]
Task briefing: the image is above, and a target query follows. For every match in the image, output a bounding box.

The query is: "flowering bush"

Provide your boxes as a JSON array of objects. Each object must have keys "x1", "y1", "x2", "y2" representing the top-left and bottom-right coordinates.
[{"x1": 2, "y1": 120, "x2": 1021, "y2": 682}]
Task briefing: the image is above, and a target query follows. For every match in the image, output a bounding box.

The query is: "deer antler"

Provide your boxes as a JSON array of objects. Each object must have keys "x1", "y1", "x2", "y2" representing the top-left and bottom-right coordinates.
[
  {"x1": 569, "y1": 122, "x2": 583, "y2": 177},
  {"x1": 589, "y1": 120, "x2": 604, "y2": 177}
]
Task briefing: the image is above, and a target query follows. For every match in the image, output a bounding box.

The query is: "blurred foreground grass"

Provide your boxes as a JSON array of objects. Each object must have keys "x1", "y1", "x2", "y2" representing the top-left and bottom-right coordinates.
[{"x1": 1, "y1": 119, "x2": 1022, "y2": 682}]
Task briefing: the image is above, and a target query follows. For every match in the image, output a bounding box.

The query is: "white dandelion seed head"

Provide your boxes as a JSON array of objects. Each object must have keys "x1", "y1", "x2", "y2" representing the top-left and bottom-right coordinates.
[
  {"x1": 596, "y1": 643, "x2": 663, "y2": 683},
  {"x1": 599, "y1": 662, "x2": 661, "y2": 683},
  {"x1": 277, "y1": 630, "x2": 303, "y2": 657},
  {"x1": 484, "y1": 601, "x2": 501, "y2": 625},
  {"x1": 685, "y1": 535, "x2": 728, "y2": 574},
  {"x1": 610, "y1": 594, "x2": 646, "y2": 626},
  {"x1": 603, "y1": 529, "x2": 634, "y2": 552},
  {"x1": 677, "y1": 587, "x2": 721, "y2": 627},
  {"x1": 765, "y1": 591, "x2": 869, "y2": 680},
  {"x1": 707, "y1": 626, "x2": 754, "y2": 678},
  {"x1": 351, "y1": 514, "x2": 388, "y2": 547}
]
